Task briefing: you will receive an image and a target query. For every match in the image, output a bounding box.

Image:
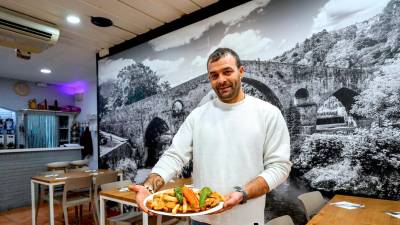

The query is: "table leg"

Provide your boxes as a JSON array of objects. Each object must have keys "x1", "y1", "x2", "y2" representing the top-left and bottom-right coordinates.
[
  {"x1": 31, "y1": 180, "x2": 36, "y2": 225},
  {"x1": 49, "y1": 185, "x2": 54, "y2": 225},
  {"x1": 156, "y1": 215, "x2": 162, "y2": 225},
  {"x1": 142, "y1": 212, "x2": 148, "y2": 225},
  {"x1": 100, "y1": 196, "x2": 105, "y2": 225},
  {"x1": 118, "y1": 173, "x2": 124, "y2": 213}
]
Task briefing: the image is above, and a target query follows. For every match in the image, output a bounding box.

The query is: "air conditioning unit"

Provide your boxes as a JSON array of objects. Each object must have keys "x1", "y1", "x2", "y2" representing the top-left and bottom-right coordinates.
[{"x1": 0, "y1": 6, "x2": 60, "y2": 57}]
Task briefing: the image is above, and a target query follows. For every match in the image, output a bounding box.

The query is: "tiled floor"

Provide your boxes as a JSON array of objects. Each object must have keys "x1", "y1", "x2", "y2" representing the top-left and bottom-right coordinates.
[
  {"x1": 0, "y1": 203, "x2": 188, "y2": 225},
  {"x1": 0, "y1": 202, "x2": 93, "y2": 225}
]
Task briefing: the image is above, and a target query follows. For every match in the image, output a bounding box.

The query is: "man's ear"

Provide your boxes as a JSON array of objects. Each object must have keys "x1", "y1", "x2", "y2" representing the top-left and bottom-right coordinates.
[{"x1": 239, "y1": 66, "x2": 245, "y2": 78}]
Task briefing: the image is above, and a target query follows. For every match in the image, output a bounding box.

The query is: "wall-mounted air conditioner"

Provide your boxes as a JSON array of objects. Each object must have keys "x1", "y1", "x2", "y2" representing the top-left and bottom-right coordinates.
[{"x1": 0, "y1": 6, "x2": 60, "y2": 59}]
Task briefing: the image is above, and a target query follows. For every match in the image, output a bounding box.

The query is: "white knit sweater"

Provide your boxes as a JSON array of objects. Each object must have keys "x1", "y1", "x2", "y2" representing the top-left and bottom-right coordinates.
[{"x1": 152, "y1": 95, "x2": 291, "y2": 225}]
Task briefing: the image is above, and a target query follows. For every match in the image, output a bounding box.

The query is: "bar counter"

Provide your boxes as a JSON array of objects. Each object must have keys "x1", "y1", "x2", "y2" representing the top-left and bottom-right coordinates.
[{"x1": 0, "y1": 146, "x2": 83, "y2": 211}]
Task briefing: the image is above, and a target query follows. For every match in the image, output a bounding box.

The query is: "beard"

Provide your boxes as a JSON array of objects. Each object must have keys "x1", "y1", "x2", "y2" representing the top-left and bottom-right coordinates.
[{"x1": 214, "y1": 81, "x2": 241, "y2": 102}]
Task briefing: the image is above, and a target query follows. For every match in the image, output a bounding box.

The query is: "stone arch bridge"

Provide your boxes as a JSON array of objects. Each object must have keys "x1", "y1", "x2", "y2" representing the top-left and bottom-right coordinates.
[{"x1": 100, "y1": 60, "x2": 371, "y2": 163}]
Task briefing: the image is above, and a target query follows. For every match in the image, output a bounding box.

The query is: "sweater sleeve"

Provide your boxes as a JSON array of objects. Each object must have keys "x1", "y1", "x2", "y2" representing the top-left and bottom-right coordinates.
[
  {"x1": 151, "y1": 111, "x2": 195, "y2": 183},
  {"x1": 258, "y1": 107, "x2": 292, "y2": 191}
]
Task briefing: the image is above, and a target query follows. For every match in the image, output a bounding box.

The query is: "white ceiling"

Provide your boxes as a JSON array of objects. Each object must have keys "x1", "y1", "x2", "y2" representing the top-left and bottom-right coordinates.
[{"x1": 0, "y1": 0, "x2": 218, "y2": 84}]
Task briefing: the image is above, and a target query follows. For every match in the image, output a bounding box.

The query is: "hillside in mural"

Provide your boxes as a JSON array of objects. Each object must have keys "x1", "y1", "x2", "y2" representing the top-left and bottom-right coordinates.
[
  {"x1": 274, "y1": 0, "x2": 400, "y2": 200},
  {"x1": 275, "y1": 0, "x2": 400, "y2": 68}
]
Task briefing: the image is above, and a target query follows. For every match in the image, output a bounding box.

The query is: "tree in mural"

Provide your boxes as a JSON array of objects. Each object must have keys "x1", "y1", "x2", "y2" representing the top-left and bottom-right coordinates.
[
  {"x1": 98, "y1": 86, "x2": 109, "y2": 120},
  {"x1": 107, "y1": 62, "x2": 171, "y2": 108},
  {"x1": 351, "y1": 67, "x2": 400, "y2": 125},
  {"x1": 285, "y1": 102, "x2": 301, "y2": 138}
]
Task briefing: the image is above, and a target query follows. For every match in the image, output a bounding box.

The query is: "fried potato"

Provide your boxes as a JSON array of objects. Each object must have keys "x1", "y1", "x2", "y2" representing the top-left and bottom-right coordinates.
[
  {"x1": 164, "y1": 189, "x2": 175, "y2": 195},
  {"x1": 210, "y1": 192, "x2": 225, "y2": 201},
  {"x1": 153, "y1": 199, "x2": 165, "y2": 210},
  {"x1": 182, "y1": 198, "x2": 187, "y2": 213},
  {"x1": 163, "y1": 195, "x2": 178, "y2": 202},
  {"x1": 146, "y1": 199, "x2": 153, "y2": 208},
  {"x1": 172, "y1": 204, "x2": 180, "y2": 214},
  {"x1": 166, "y1": 201, "x2": 177, "y2": 209}
]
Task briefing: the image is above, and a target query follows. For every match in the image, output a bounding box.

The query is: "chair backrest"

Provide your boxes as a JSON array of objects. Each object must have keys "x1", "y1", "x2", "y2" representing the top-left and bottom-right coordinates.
[
  {"x1": 101, "y1": 180, "x2": 132, "y2": 191},
  {"x1": 266, "y1": 215, "x2": 294, "y2": 225},
  {"x1": 67, "y1": 166, "x2": 90, "y2": 173},
  {"x1": 297, "y1": 191, "x2": 326, "y2": 221},
  {"x1": 63, "y1": 176, "x2": 93, "y2": 202},
  {"x1": 93, "y1": 172, "x2": 119, "y2": 199},
  {"x1": 94, "y1": 172, "x2": 119, "y2": 188},
  {"x1": 93, "y1": 179, "x2": 131, "y2": 220}
]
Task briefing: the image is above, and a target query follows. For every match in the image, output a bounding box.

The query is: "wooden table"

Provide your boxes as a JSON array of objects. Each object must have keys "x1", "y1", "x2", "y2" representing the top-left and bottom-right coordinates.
[
  {"x1": 99, "y1": 178, "x2": 192, "y2": 225},
  {"x1": 307, "y1": 195, "x2": 400, "y2": 225},
  {"x1": 31, "y1": 169, "x2": 122, "y2": 225}
]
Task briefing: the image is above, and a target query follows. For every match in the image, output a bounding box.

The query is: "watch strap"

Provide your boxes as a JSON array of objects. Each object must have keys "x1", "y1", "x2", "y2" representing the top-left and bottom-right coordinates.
[{"x1": 233, "y1": 186, "x2": 248, "y2": 204}]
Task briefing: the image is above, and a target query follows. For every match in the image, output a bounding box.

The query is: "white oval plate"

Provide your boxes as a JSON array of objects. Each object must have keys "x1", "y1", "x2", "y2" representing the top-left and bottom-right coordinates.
[{"x1": 143, "y1": 189, "x2": 224, "y2": 217}]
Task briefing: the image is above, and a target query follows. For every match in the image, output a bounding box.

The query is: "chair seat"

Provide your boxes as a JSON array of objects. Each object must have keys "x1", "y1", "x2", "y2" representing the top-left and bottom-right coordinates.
[
  {"x1": 47, "y1": 161, "x2": 70, "y2": 168},
  {"x1": 70, "y1": 159, "x2": 89, "y2": 167},
  {"x1": 65, "y1": 195, "x2": 91, "y2": 207},
  {"x1": 43, "y1": 190, "x2": 64, "y2": 201},
  {"x1": 108, "y1": 210, "x2": 142, "y2": 222},
  {"x1": 266, "y1": 215, "x2": 294, "y2": 225},
  {"x1": 109, "y1": 211, "x2": 143, "y2": 225}
]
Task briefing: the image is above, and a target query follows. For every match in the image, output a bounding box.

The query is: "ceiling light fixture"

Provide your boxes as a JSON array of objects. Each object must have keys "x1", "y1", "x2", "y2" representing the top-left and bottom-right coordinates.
[
  {"x1": 40, "y1": 68, "x2": 51, "y2": 74},
  {"x1": 66, "y1": 15, "x2": 80, "y2": 24},
  {"x1": 91, "y1": 16, "x2": 113, "y2": 27}
]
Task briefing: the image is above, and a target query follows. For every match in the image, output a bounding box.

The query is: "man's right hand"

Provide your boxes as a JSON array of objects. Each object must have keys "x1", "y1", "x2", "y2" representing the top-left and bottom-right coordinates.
[{"x1": 128, "y1": 184, "x2": 153, "y2": 215}]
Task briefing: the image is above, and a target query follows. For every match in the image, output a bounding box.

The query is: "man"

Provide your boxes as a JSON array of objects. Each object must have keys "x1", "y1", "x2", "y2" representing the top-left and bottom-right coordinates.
[{"x1": 130, "y1": 48, "x2": 291, "y2": 225}]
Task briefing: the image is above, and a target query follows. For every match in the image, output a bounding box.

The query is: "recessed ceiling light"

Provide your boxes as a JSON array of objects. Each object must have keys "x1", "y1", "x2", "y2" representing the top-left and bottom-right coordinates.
[
  {"x1": 66, "y1": 15, "x2": 80, "y2": 24},
  {"x1": 91, "y1": 16, "x2": 113, "y2": 27},
  {"x1": 40, "y1": 68, "x2": 51, "y2": 74}
]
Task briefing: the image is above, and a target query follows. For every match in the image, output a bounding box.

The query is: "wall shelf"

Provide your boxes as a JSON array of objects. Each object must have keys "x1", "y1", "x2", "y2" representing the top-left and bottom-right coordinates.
[
  {"x1": 19, "y1": 109, "x2": 79, "y2": 147},
  {"x1": 19, "y1": 109, "x2": 78, "y2": 115}
]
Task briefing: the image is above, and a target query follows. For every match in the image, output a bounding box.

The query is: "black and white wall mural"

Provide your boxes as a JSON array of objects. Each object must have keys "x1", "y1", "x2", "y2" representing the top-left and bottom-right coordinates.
[{"x1": 98, "y1": 0, "x2": 400, "y2": 224}]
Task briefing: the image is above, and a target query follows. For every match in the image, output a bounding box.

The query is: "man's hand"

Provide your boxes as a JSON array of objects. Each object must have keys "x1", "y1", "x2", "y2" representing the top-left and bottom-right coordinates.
[
  {"x1": 222, "y1": 191, "x2": 243, "y2": 211},
  {"x1": 128, "y1": 184, "x2": 153, "y2": 215},
  {"x1": 128, "y1": 173, "x2": 165, "y2": 215},
  {"x1": 211, "y1": 191, "x2": 243, "y2": 214}
]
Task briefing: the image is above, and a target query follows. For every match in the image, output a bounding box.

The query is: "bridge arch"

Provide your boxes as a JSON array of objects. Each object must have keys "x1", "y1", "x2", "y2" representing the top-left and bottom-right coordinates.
[
  {"x1": 242, "y1": 77, "x2": 283, "y2": 111},
  {"x1": 144, "y1": 117, "x2": 172, "y2": 167},
  {"x1": 197, "y1": 77, "x2": 284, "y2": 112},
  {"x1": 294, "y1": 88, "x2": 311, "y2": 106},
  {"x1": 319, "y1": 87, "x2": 359, "y2": 113}
]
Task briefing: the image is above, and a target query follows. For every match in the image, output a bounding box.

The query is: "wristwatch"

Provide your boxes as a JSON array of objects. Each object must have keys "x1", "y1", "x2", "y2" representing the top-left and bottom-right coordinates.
[{"x1": 233, "y1": 186, "x2": 248, "y2": 204}]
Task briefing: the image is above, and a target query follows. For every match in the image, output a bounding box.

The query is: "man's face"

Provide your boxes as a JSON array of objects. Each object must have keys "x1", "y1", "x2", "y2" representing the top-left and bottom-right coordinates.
[{"x1": 207, "y1": 54, "x2": 244, "y2": 103}]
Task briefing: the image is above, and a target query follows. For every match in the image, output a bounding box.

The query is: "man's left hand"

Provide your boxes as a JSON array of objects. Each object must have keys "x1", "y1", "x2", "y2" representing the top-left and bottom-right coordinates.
[{"x1": 211, "y1": 191, "x2": 243, "y2": 214}]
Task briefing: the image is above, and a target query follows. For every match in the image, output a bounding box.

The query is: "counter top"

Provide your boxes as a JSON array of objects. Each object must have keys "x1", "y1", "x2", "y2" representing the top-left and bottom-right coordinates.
[{"x1": 0, "y1": 146, "x2": 83, "y2": 154}]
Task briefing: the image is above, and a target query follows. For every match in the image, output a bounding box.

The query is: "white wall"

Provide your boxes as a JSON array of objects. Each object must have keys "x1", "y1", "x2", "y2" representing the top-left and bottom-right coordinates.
[
  {"x1": 0, "y1": 77, "x2": 74, "y2": 111},
  {"x1": 74, "y1": 80, "x2": 98, "y2": 169}
]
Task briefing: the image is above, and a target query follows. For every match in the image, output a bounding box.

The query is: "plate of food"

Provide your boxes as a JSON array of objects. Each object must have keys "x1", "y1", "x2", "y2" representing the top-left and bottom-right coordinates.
[{"x1": 144, "y1": 186, "x2": 224, "y2": 216}]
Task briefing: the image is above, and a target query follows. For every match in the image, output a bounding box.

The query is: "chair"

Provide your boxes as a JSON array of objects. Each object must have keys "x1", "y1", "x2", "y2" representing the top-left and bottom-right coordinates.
[
  {"x1": 100, "y1": 180, "x2": 142, "y2": 225},
  {"x1": 297, "y1": 191, "x2": 327, "y2": 221},
  {"x1": 46, "y1": 161, "x2": 70, "y2": 172},
  {"x1": 93, "y1": 172, "x2": 119, "y2": 222},
  {"x1": 68, "y1": 166, "x2": 90, "y2": 173},
  {"x1": 70, "y1": 159, "x2": 89, "y2": 168},
  {"x1": 62, "y1": 176, "x2": 96, "y2": 225},
  {"x1": 265, "y1": 215, "x2": 294, "y2": 225}
]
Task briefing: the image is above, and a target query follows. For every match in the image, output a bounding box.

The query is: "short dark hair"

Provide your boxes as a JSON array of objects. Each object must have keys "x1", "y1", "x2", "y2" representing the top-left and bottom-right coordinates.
[{"x1": 207, "y1": 48, "x2": 242, "y2": 70}]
